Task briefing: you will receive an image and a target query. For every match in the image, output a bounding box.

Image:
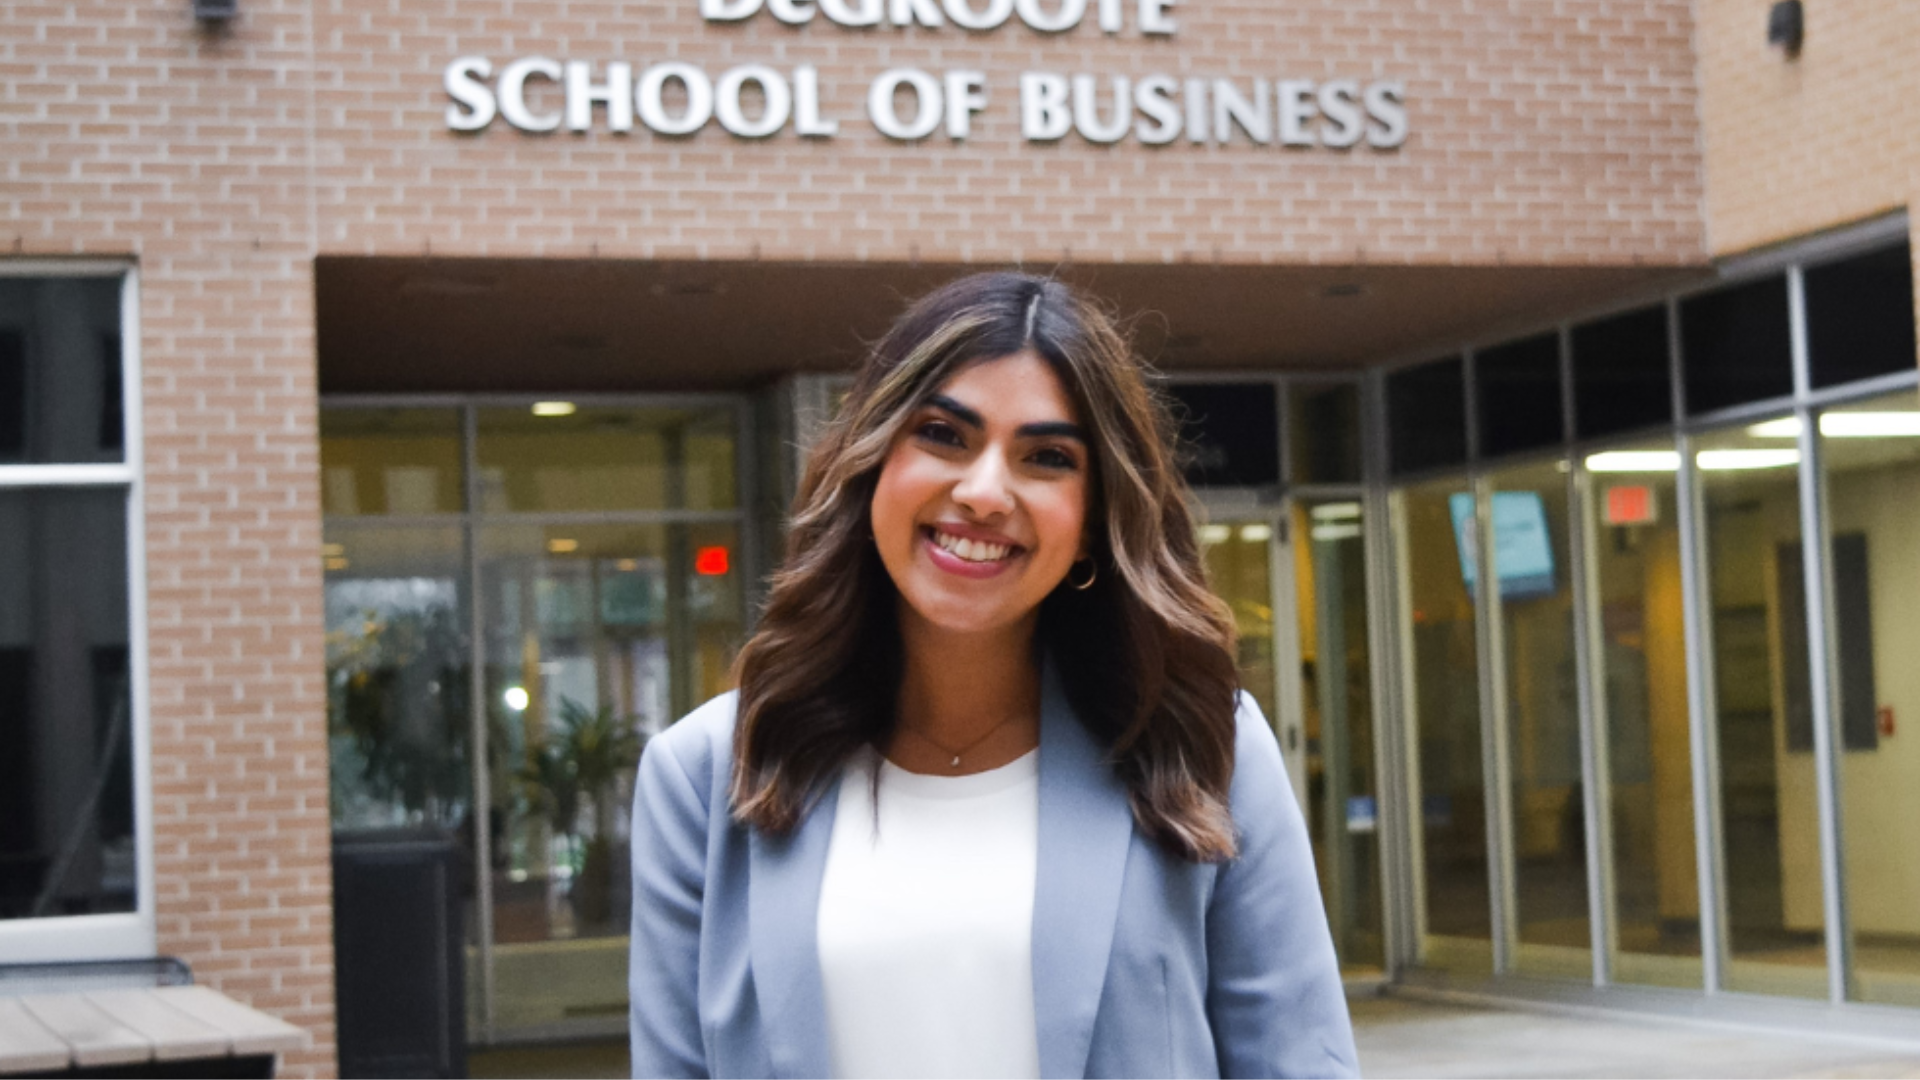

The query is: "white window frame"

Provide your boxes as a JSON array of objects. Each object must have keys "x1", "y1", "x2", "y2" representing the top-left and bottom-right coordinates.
[{"x1": 0, "y1": 260, "x2": 155, "y2": 962}]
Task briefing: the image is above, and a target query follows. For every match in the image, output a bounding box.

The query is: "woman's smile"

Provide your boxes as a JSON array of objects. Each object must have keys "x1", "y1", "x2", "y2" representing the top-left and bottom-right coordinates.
[{"x1": 921, "y1": 523, "x2": 1025, "y2": 578}]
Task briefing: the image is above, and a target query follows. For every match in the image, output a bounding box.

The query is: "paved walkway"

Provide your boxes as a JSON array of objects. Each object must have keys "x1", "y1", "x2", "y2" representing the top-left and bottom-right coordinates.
[{"x1": 1354, "y1": 994, "x2": 1920, "y2": 1079}]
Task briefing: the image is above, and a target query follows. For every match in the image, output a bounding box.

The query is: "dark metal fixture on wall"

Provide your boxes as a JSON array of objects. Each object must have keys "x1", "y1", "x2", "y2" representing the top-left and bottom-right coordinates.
[
  {"x1": 191, "y1": 0, "x2": 238, "y2": 22},
  {"x1": 1768, "y1": 0, "x2": 1804, "y2": 57}
]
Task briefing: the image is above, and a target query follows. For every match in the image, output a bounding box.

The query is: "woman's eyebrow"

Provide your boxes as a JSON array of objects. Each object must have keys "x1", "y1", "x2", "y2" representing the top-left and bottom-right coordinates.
[{"x1": 927, "y1": 394, "x2": 1086, "y2": 442}]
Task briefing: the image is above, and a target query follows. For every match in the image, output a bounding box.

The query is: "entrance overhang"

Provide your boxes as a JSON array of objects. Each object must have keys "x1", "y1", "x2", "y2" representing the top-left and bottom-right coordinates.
[{"x1": 316, "y1": 256, "x2": 1707, "y2": 394}]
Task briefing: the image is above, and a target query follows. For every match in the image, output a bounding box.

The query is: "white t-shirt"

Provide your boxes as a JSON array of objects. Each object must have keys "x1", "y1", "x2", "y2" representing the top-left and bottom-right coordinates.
[{"x1": 815, "y1": 747, "x2": 1042, "y2": 1080}]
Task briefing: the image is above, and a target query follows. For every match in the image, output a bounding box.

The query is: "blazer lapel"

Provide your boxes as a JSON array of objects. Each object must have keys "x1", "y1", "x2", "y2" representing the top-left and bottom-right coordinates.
[
  {"x1": 748, "y1": 773, "x2": 840, "y2": 1079},
  {"x1": 1032, "y1": 663, "x2": 1134, "y2": 1080}
]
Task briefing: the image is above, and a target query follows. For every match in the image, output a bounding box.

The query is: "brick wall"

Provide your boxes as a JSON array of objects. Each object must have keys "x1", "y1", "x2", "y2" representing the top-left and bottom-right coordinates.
[
  {"x1": 1, "y1": 2, "x2": 335, "y2": 1076},
  {"x1": 3, "y1": 1, "x2": 1717, "y2": 1076},
  {"x1": 1694, "y1": 0, "x2": 1917, "y2": 257},
  {"x1": 310, "y1": 0, "x2": 1707, "y2": 265}
]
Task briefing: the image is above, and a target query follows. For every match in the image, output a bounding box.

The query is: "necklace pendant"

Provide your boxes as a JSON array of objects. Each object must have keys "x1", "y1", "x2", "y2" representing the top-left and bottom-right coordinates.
[{"x1": 950, "y1": 755, "x2": 961, "y2": 767}]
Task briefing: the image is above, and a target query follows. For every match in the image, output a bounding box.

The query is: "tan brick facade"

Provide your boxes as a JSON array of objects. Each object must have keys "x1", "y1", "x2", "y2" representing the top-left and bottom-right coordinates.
[
  {"x1": 1, "y1": 1, "x2": 1741, "y2": 1076},
  {"x1": 1693, "y1": 0, "x2": 1920, "y2": 363}
]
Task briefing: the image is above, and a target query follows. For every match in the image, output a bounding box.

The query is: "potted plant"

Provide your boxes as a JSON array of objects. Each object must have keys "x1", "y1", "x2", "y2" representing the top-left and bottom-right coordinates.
[{"x1": 518, "y1": 696, "x2": 645, "y2": 932}]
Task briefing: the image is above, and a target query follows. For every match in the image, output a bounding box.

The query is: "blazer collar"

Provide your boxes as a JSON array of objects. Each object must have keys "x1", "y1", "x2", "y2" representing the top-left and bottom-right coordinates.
[
  {"x1": 1032, "y1": 660, "x2": 1135, "y2": 1079},
  {"x1": 748, "y1": 772, "x2": 841, "y2": 1079},
  {"x1": 745, "y1": 661, "x2": 1133, "y2": 1080}
]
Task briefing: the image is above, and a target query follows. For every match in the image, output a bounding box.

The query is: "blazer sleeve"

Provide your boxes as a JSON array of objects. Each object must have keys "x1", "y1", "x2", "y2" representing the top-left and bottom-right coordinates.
[
  {"x1": 629, "y1": 731, "x2": 713, "y2": 1079},
  {"x1": 1205, "y1": 693, "x2": 1360, "y2": 1079}
]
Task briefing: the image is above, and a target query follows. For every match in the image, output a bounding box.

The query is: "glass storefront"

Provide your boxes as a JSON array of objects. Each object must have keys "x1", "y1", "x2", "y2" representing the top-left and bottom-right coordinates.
[
  {"x1": 1385, "y1": 227, "x2": 1918, "y2": 1007},
  {"x1": 321, "y1": 398, "x2": 749, "y2": 1042}
]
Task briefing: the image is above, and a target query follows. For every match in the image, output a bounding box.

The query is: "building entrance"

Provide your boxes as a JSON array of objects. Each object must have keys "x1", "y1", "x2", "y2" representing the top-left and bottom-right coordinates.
[{"x1": 320, "y1": 398, "x2": 754, "y2": 1043}]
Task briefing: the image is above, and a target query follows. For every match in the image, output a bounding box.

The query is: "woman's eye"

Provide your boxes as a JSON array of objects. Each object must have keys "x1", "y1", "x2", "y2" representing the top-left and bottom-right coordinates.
[
  {"x1": 915, "y1": 419, "x2": 965, "y2": 447},
  {"x1": 1030, "y1": 446, "x2": 1078, "y2": 471}
]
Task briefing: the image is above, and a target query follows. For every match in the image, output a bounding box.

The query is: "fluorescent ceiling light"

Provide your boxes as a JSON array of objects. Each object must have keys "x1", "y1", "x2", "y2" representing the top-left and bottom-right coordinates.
[
  {"x1": 1747, "y1": 412, "x2": 1920, "y2": 439},
  {"x1": 1310, "y1": 502, "x2": 1362, "y2": 521},
  {"x1": 1199, "y1": 524, "x2": 1231, "y2": 544},
  {"x1": 547, "y1": 537, "x2": 580, "y2": 553},
  {"x1": 1239, "y1": 523, "x2": 1273, "y2": 543},
  {"x1": 1697, "y1": 449, "x2": 1799, "y2": 470},
  {"x1": 1585, "y1": 451, "x2": 1680, "y2": 473},
  {"x1": 531, "y1": 401, "x2": 577, "y2": 417},
  {"x1": 1311, "y1": 523, "x2": 1362, "y2": 542}
]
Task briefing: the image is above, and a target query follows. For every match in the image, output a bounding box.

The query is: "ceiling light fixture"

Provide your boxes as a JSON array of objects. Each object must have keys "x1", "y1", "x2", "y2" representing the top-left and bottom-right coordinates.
[
  {"x1": 531, "y1": 401, "x2": 577, "y2": 417},
  {"x1": 1748, "y1": 412, "x2": 1920, "y2": 439}
]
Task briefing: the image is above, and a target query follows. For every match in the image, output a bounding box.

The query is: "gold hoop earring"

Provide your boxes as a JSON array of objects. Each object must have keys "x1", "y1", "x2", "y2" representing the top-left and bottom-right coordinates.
[{"x1": 1068, "y1": 559, "x2": 1097, "y2": 591}]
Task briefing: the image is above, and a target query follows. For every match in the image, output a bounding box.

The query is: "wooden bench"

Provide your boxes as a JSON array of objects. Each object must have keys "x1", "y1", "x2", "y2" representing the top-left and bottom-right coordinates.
[{"x1": 0, "y1": 963, "x2": 304, "y2": 1079}]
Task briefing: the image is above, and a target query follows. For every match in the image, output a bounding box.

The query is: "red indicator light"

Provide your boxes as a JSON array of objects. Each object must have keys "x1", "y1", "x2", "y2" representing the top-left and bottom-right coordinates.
[
  {"x1": 1604, "y1": 485, "x2": 1656, "y2": 526},
  {"x1": 695, "y1": 546, "x2": 730, "y2": 576}
]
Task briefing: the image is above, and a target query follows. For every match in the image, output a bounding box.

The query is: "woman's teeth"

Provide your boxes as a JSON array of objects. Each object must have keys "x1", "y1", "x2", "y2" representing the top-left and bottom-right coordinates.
[{"x1": 932, "y1": 530, "x2": 1011, "y2": 563}]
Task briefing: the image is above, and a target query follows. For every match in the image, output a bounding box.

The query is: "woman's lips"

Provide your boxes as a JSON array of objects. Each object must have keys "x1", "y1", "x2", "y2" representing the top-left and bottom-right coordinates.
[{"x1": 920, "y1": 526, "x2": 1021, "y2": 580}]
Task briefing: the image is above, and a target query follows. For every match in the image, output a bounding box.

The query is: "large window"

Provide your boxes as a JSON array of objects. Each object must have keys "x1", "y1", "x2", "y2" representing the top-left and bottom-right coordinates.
[
  {"x1": 0, "y1": 267, "x2": 150, "y2": 962},
  {"x1": 321, "y1": 398, "x2": 750, "y2": 1043},
  {"x1": 1385, "y1": 219, "x2": 1919, "y2": 1005}
]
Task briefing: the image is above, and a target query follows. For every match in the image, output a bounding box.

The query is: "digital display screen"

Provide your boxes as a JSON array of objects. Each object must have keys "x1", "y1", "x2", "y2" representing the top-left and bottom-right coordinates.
[{"x1": 1447, "y1": 491, "x2": 1556, "y2": 600}]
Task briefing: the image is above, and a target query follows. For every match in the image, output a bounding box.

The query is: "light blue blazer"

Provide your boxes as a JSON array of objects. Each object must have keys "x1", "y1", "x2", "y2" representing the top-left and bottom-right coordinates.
[{"x1": 627, "y1": 667, "x2": 1359, "y2": 1079}]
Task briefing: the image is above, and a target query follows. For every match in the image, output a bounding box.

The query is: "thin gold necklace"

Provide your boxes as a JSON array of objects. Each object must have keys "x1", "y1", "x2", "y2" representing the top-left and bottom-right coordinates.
[{"x1": 896, "y1": 714, "x2": 1023, "y2": 770}]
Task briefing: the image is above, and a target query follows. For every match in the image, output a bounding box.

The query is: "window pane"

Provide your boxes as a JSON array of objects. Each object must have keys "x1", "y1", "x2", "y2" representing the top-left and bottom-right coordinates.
[
  {"x1": 1815, "y1": 388, "x2": 1920, "y2": 1007},
  {"x1": 1581, "y1": 439, "x2": 1701, "y2": 988},
  {"x1": 1388, "y1": 357, "x2": 1467, "y2": 476},
  {"x1": 475, "y1": 405, "x2": 739, "y2": 513},
  {"x1": 1487, "y1": 459, "x2": 1591, "y2": 977},
  {"x1": 478, "y1": 519, "x2": 744, "y2": 1035},
  {"x1": 1296, "y1": 499, "x2": 1381, "y2": 972},
  {"x1": 1573, "y1": 305, "x2": 1674, "y2": 440},
  {"x1": 0, "y1": 277, "x2": 124, "y2": 465},
  {"x1": 0, "y1": 488, "x2": 134, "y2": 921},
  {"x1": 321, "y1": 408, "x2": 465, "y2": 516},
  {"x1": 1167, "y1": 382, "x2": 1280, "y2": 489},
  {"x1": 1697, "y1": 420, "x2": 1827, "y2": 998},
  {"x1": 324, "y1": 525, "x2": 471, "y2": 830},
  {"x1": 1398, "y1": 478, "x2": 1490, "y2": 970},
  {"x1": 1805, "y1": 242, "x2": 1917, "y2": 390},
  {"x1": 1476, "y1": 333, "x2": 1565, "y2": 458},
  {"x1": 1682, "y1": 276, "x2": 1793, "y2": 415},
  {"x1": 1290, "y1": 382, "x2": 1362, "y2": 485}
]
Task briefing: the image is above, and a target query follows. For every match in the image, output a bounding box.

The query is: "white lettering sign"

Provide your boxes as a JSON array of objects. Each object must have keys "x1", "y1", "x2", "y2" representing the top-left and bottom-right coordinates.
[{"x1": 439, "y1": 0, "x2": 1409, "y2": 148}]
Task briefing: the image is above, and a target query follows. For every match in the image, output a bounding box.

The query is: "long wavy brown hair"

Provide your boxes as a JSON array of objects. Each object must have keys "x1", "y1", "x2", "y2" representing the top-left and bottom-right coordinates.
[{"x1": 730, "y1": 272, "x2": 1243, "y2": 861}]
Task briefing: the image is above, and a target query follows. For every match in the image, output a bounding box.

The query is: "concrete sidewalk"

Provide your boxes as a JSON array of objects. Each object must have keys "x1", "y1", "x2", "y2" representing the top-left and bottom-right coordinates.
[{"x1": 1354, "y1": 994, "x2": 1920, "y2": 1079}]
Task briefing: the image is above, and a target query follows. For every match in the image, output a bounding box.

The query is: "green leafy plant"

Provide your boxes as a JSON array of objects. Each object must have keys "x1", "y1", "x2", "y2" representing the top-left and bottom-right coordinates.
[{"x1": 517, "y1": 696, "x2": 646, "y2": 930}]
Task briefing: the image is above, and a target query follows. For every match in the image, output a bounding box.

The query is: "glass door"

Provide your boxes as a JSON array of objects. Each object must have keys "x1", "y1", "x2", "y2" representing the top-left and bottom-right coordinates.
[{"x1": 1199, "y1": 499, "x2": 1384, "y2": 974}]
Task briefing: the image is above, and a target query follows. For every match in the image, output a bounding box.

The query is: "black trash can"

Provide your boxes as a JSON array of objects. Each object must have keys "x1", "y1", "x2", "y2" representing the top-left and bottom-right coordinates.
[{"x1": 332, "y1": 827, "x2": 467, "y2": 1079}]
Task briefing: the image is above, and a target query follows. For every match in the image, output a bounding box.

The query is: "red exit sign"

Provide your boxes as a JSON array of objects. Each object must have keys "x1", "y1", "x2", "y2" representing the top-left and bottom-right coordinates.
[{"x1": 1605, "y1": 484, "x2": 1657, "y2": 526}]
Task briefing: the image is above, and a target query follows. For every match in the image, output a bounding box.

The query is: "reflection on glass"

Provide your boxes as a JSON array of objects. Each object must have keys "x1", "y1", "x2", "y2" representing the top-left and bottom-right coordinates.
[
  {"x1": 475, "y1": 405, "x2": 738, "y2": 514},
  {"x1": 323, "y1": 526, "x2": 472, "y2": 830},
  {"x1": 1697, "y1": 420, "x2": 1826, "y2": 998},
  {"x1": 1398, "y1": 478, "x2": 1490, "y2": 970},
  {"x1": 479, "y1": 521, "x2": 744, "y2": 1033},
  {"x1": 1290, "y1": 383, "x2": 1362, "y2": 485},
  {"x1": 1811, "y1": 389, "x2": 1920, "y2": 1007},
  {"x1": 1199, "y1": 517, "x2": 1278, "y2": 728},
  {"x1": 1582, "y1": 442, "x2": 1701, "y2": 987},
  {"x1": 0, "y1": 489, "x2": 133, "y2": 921},
  {"x1": 0, "y1": 277, "x2": 124, "y2": 466},
  {"x1": 1487, "y1": 460, "x2": 1591, "y2": 977},
  {"x1": 1295, "y1": 500, "x2": 1382, "y2": 972},
  {"x1": 320, "y1": 408, "x2": 465, "y2": 516}
]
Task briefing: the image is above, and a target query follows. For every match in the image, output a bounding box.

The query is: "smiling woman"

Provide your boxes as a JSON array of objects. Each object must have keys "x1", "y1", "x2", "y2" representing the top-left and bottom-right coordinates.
[{"x1": 627, "y1": 272, "x2": 1357, "y2": 1079}]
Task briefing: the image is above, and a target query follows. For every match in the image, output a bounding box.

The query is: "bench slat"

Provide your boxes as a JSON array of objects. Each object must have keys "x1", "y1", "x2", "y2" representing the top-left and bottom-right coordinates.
[
  {"x1": 152, "y1": 986, "x2": 305, "y2": 1057},
  {"x1": 0, "y1": 998, "x2": 73, "y2": 1074},
  {"x1": 85, "y1": 989, "x2": 232, "y2": 1062},
  {"x1": 18, "y1": 993, "x2": 152, "y2": 1067}
]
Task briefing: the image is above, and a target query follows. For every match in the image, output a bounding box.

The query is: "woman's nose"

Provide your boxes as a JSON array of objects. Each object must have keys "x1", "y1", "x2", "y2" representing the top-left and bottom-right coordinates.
[{"x1": 951, "y1": 447, "x2": 1016, "y2": 517}]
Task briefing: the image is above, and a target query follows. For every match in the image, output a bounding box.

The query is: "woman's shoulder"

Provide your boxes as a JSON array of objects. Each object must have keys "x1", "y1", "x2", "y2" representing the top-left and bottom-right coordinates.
[
  {"x1": 640, "y1": 689, "x2": 741, "y2": 798},
  {"x1": 1224, "y1": 690, "x2": 1299, "y2": 828}
]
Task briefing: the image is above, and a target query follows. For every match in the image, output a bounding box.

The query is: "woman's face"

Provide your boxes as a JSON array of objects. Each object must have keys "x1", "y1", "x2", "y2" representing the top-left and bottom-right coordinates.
[{"x1": 870, "y1": 350, "x2": 1092, "y2": 639}]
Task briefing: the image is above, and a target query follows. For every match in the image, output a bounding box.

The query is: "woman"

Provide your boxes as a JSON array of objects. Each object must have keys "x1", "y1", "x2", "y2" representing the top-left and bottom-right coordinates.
[{"x1": 628, "y1": 272, "x2": 1358, "y2": 1079}]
